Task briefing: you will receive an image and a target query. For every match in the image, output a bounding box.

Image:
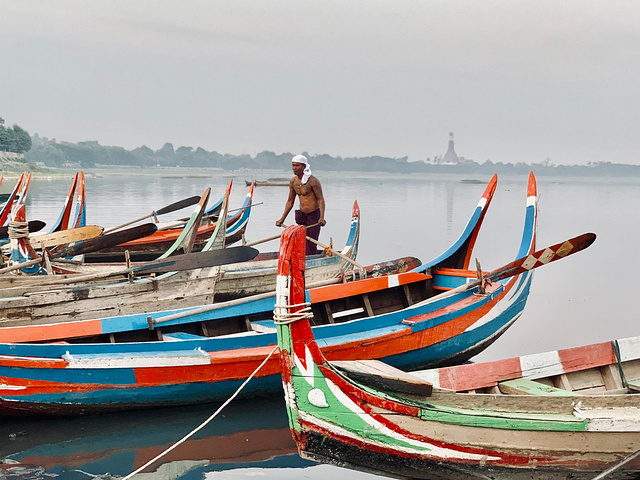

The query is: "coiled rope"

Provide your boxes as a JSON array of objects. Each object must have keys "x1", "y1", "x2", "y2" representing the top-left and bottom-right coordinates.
[
  {"x1": 273, "y1": 301, "x2": 313, "y2": 325},
  {"x1": 121, "y1": 344, "x2": 279, "y2": 480},
  {"x1": 7, "y1": 220, "x2": 29, "y2": 239}
]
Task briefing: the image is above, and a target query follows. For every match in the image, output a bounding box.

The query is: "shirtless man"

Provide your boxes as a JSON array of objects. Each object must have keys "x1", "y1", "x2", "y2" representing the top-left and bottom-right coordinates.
[{"x1": 275, "y1": 154, "x2": 326, "y2": 255}]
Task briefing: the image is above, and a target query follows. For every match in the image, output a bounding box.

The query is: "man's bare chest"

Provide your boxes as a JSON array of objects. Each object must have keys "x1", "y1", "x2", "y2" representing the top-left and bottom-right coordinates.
[{"x1": 293, "y1": 181, "x2": 313, "y2": 196}]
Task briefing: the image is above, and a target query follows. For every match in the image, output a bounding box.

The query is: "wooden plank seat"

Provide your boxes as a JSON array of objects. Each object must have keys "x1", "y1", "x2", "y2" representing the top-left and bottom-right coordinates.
[
  {"x1": 498, "y1": 378, "x2": 576, "y2": 396},
  {"x1": 250, "y1": 320, "x2": 277, "y2": 333},
  {"x1": 162, "y1": 332, "x2": 208, "y2": 341}
]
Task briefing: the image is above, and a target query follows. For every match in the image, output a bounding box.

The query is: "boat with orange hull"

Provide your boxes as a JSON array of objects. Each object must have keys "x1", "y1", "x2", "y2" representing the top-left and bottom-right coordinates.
[{"x1": 0, "y1": 174, "x2": 552, "y2": 415}]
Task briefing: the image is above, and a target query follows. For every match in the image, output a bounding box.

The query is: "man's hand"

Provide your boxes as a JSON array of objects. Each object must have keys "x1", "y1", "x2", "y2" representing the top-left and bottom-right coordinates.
[
  {"x1": 275, "y1": 219, "x2": 284, "y2": 227},
  {"x1": 319, "y1": 218, "x2": 326, "y2": 226}
]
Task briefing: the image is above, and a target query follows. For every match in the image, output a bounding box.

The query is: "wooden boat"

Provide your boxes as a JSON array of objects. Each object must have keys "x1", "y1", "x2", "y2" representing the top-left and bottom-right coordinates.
[
  {"x1": 47, "y1": 171, "x2": 87, "y2": 233},
  {"x1": 0, "y1": 182, "x2": 229, "y2": 278},
  {"x1": 0, "y1": 201, "x2": 360, "y2": 323},
  {"x1": 0, "y1": 172, "x2": 31, "y2": 228},
  {"x1": 274, "y1": 226, "x2": 639, "y2": 479},
  {"x1": 82, "y1": 182, "x2": 256, "y2": 263},
  {"x1": 245, "y1": 177, "x2": 290, "y2": 187},
  {"x1": 0, "y1": 173, "x2": 554, "y2": 415}
]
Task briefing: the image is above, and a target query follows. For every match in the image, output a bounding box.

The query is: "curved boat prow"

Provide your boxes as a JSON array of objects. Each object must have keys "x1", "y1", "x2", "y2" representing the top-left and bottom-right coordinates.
[
  {"x1": 50, "y1": 172, "x2": 86, "y2": 233},
  {"x1": 339, "y1": 200, "x2": 360, "y2": 261},
  {"x1": 0, "y1": 173, "x2": 28, "y2": 227},
  {"x1": 516, "y1": 171, "x2": 537, "y2": 258},
  {"x1": 226, "y1": 181, "x2": 255, "y2": 239},
  {"x1": 412, "y1": 174, "x2": 497, "y2": 274},
  {"x1": 201, "y1": 179, "x2": 232, "y2": 252},
  {"x1": 49, "y1": 172, "x2": 79, "y2": 233},
  {"x1": 70, "y1": 171, "x2": 87, "y2": 229}
]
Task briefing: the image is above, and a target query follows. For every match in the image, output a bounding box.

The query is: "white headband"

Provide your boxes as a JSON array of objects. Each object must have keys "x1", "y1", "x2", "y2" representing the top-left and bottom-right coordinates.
[{"x1": 292, "y1": 154, "x2": 312, "y2": 184}]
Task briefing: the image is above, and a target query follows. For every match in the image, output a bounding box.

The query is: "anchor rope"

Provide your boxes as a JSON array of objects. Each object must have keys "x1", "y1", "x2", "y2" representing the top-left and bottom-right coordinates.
[{"x1": 120, "y1": 344, "x2": 279, "y2": 480}]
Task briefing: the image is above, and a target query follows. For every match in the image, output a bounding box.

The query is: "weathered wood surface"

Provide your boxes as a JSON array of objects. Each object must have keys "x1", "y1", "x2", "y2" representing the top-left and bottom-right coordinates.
[{"x1": 0, "y1": 258, "x2": 347, "y2": 326}]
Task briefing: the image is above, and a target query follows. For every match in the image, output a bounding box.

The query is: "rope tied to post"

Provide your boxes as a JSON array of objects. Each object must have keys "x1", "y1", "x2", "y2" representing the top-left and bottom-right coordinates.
[
  {"x1": 8, "y1": 220, "x2": 29, "y2": 239},
  {"x1": 273, "y1": 301, "x2": 313, "y2": 325}
]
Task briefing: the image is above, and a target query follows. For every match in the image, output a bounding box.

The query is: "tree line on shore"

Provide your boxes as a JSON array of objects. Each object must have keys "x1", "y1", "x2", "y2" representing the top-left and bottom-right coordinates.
[
  {"x1": 0, "y1": 126, "x2": 637, "y2": 177},
  {"x1": 0, "y1": 118, "x2": 32, "y2": 154}
]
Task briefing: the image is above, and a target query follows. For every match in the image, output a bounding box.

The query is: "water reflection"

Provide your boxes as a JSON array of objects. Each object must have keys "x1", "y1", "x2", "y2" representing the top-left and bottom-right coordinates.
[{"x1": 1, "y1": 397, "x2": 311, "y2": 479}]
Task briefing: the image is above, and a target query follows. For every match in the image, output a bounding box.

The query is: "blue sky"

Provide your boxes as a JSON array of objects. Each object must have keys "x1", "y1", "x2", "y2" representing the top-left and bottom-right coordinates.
[{"x1": 1, "y1": 1, "x2": 638, "y2": 165}]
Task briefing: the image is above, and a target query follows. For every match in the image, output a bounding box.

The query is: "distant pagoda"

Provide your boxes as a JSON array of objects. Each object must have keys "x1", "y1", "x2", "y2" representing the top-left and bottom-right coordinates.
[{"x1": 442, "y1": 132, "x2": 459, "y2": 164}]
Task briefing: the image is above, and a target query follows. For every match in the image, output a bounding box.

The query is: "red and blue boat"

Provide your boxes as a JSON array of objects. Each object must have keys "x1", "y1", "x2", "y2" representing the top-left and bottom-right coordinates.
[
  {"x1": 0, "y1": 173, "x2": 549, "y2": 415},
  {"x1": 274, "y1": 224, "x2": 632, "y2": 479}
]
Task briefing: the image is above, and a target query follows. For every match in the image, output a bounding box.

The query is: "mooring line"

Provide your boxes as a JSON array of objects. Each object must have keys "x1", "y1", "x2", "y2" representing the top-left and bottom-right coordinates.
[
  {"x1": 121, "y1": 345, "x2": 279, "y2": 480},
  {"x1": 591, "y1": 448, "x2": 640, "y2": 480}
]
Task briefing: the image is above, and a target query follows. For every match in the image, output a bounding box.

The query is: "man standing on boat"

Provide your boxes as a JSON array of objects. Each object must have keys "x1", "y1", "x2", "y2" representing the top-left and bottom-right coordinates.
[{"x1": 276, "y1": 154, "x2": 326, "y2": 255}]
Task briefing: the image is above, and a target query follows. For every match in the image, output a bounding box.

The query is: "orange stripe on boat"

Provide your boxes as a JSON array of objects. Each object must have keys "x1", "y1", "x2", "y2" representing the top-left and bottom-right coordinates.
[
  {"x1": 308, "y1": 272, "x2": 431, "y2": 303},
  {"x1": 0, "y1": 319, "x2": 103, "y2": 343},
  {"x1": 0, "y1": 355, "x2": 67, "y2": 369}
]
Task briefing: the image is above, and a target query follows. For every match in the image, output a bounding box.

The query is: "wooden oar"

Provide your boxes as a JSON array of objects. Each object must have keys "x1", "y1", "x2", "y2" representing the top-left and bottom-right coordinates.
[
  {"x1": 103, "y1": 195, "x2": 201, "y2": 234},
  {"x1": 0, "y1": 220, "x2": 46, "y2": 239},
  {"x1": 29, "y1": 225, "x2": 104, "y2": 250},
  {"x1": 0, "y1": 224, "x2": 158, "y2": 275},
  {"x1": 54, "y1": 223, "x2": 158, "y2": 258},
  {"x1": 149, "y1": 276, "x2": 342, "y2": 327},
  {"x1": 415, "y1": 232, "x2": 597, "y2": 306},
  {"x1": 305, "y1": 235, "x2": 365, "y2": 271},
  {"x1": 245, "y1": 222, "x2": 322, "y2": 248},
  {"x1": 30, "y1": 245, "x2": 260, "y2": 286}
]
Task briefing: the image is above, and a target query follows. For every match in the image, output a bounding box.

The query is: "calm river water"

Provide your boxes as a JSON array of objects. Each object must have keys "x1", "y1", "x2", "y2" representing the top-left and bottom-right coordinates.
[{"x1": 1, "y1": 169, "x2": 639, "y2": 479}]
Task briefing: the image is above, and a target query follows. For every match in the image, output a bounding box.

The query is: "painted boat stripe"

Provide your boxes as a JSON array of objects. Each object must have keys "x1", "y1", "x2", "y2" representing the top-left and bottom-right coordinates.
[
  {"x1": 519, "y1": 350, "x2": 563, "y2": 379},
  {"x1": 0, "y1": 319, "x2": 103, "y2": 343},
  {"x1": 64, "y1": 350, "x2": 210, "y2": 369}
]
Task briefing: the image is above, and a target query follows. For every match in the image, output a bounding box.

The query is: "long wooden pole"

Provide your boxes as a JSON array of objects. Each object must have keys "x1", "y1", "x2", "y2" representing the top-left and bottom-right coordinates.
[
  {"x1": 104, "y1": 195, "x2": 201, "y2": 233},
  {"x1": 304, "y1": 235, "x2": 365, "y2": 271},
  {"x1": 243, "y1": 222, "x2": 321, "y2": 248},
  {"x1": 413, "y1": 232, "x2": 596, "y2": 307},
  {"x1": 149, "y1": 276, "x2": 342, "y2": 327}
]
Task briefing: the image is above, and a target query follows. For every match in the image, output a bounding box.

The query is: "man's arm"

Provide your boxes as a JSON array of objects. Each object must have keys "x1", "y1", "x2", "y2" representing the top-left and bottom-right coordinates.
[
  {"x1": 312, "y1": 178, "x2": 326, "y2": 226},
  {"x1": 276, "y1": 181, "x2": 297, "y2": 226}
]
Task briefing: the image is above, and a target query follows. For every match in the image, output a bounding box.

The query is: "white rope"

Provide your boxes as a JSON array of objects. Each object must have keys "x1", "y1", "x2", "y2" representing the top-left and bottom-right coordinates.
[
  {"x1": 120, "y1": 344, "x2": 279, "y2": 480},
  {"x1": 273, "y1": 302, "x2": 313, "y2": 325},
  {"x1": 8, "y1": 221, "x2": 29, "y2": 239}
]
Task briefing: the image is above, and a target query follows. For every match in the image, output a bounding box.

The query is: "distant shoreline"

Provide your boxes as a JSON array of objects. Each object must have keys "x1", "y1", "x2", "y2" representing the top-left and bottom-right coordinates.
[{"x1": 3, "y1": 167, "x2": 640, "y2": 185}]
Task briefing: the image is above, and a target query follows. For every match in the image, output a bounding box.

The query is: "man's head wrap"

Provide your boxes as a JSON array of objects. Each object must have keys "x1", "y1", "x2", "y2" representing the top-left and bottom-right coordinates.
[{"x1": 292, "y1": 154, "x2": 312, "y2": 184}]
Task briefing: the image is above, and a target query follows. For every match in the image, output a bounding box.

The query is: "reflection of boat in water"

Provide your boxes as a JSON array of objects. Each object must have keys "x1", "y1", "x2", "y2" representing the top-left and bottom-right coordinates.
[
  {"x1": 245, "y1": 178, "x2": 289, "y2": 187},
  {"x1": 0, "y1": 397, "x2": 310, "y2": 479}
]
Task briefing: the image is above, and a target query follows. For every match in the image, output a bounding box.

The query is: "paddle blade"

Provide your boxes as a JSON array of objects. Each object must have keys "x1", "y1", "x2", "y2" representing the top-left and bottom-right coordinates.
[
  {"x1": 487, "y1": 232, "x2": 596, "y2": 283},
  {"x1": 52, "y1": 223, "x2": 159, "y2": 259},
  {"x1": 29, "y1": 225, "x2": 104, "y2": 250},
  {"x1": 132, "y1": 246, "x2": 259, "y2": 274},
  {"x1": 155, "y1": 195, "x2": 201, "y2": 216}
]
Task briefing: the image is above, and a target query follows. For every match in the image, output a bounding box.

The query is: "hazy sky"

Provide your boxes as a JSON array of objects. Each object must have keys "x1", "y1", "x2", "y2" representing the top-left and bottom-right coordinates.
[{"x1": 1, "y1": 1, "x2": 638, "y2": 165}]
